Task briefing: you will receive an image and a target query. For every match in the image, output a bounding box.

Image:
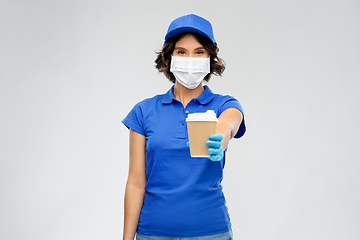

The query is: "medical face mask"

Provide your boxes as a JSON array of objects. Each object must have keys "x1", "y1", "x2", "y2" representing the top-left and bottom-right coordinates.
[{"x1": 170, "y1": 56, "x2": 210, "y2": 89}]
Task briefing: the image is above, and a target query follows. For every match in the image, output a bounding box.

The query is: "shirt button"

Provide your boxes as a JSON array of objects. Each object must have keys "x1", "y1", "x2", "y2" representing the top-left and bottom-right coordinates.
[
  {"x1": 185, "y1": 110, "x2": 189, "y2": 114},
  {"x1": 182, "y1": 121, "x2": 186, "y2": 125}
]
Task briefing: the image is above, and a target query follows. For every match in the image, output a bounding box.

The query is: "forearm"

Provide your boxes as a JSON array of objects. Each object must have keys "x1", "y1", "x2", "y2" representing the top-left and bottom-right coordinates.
[
  {"x1": 215, "y1": 108, "x2": 243, "y2": 150},
  {"x1": 215, "y1": 122, "x2": 232, "y2": 150},
  {"x1": 123, "y1": 183, "x2": 145, "y2": 240}
]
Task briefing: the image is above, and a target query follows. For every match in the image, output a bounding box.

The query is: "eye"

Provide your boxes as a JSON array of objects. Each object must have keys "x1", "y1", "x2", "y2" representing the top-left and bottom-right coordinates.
[
  {"x1": 196, "y1": 51, "x2": 204, "y2": 55},
  {"x1": 177, "y1": 50, "x2": 186, "y2": 55}
]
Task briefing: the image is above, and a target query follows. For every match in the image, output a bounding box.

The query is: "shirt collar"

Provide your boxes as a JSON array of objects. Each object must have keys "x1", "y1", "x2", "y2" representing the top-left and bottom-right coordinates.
[{"x1": 162, "y1": 85, "x2": 214, "y2": 105}]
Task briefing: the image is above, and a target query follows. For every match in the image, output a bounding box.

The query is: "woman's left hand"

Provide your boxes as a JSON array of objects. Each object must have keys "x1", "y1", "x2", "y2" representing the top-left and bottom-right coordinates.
[{"x1": 206, "y1": 134, "x2": 224, "y2": 161}]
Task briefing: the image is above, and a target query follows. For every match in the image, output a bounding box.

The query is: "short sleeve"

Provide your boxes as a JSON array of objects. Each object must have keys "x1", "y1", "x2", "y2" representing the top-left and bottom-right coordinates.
[
  {"x1": 122, "y1": 103, "x2": 145, "y2": 136},
  {"x1": 219, "y1": 96, "x2": 246, "y2": 139}
]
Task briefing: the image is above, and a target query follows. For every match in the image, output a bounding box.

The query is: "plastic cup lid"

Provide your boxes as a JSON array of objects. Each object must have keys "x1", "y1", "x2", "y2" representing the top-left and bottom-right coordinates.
[{"x1": 185, "y1": 110, "x2": 218, "y2": 122}]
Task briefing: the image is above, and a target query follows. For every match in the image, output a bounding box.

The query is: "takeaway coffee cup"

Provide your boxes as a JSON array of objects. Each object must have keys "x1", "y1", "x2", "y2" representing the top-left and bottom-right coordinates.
[{"x1": 186, "y1": 110, "x2": 218, "y2": 157}]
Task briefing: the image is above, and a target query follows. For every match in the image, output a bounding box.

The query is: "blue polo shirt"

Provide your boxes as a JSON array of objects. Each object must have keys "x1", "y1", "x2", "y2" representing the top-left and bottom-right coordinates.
[{"x1": 122, "y1": 85, "x2": 246, "y2": 237}]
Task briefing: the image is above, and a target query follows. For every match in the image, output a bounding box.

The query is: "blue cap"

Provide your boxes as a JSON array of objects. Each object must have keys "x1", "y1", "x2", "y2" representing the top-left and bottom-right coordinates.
[{"x1": 164, "y1": 14, "x2": 216, "y2": 45}]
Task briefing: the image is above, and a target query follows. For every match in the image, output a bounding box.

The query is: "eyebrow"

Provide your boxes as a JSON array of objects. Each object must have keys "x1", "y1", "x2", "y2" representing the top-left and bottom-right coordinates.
[{"x1": 174, "y1": 46, "x2": 205, "y2": 50}]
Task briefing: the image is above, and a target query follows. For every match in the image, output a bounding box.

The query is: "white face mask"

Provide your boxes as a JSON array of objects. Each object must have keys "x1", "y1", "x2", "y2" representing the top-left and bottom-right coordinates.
[{"x1": 170, "y1": 56, "x2": 210, "y2": 89}]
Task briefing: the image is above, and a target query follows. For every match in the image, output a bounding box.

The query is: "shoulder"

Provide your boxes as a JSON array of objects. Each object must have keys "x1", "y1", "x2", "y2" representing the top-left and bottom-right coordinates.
[
  {"x1": 212, "y1": 92, "x2": 242, "y2": 108},
  {"x1": 122, "y1": 92, "x2": 167, "y2": 133},
  {"x1": 213, "y1": 92, "x2": 238, "y2": 102},
  {"x1": 203, "y1": 86, "x2": 239, "y2": 102},
  {"x1": 210, "y1": 91, "x2": 244, "y2": 115},
  {"x1": 134, "y1": 92, "x2": 166, "y2": 109}
]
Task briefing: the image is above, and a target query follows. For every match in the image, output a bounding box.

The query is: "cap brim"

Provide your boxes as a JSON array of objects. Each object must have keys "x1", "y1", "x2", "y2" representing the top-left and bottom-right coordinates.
[{"x1": 164, "y1": 26, "x2": 216, "y2": 44}]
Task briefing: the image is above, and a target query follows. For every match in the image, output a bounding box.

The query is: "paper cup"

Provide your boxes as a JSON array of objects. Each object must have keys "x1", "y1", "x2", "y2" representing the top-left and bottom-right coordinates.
[{"x1": 186, "y1": 110, "x2": 218, "y2": 157}]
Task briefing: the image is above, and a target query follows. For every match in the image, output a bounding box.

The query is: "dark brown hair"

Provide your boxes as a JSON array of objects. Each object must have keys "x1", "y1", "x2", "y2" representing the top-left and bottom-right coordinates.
[{"x1": 155, "y1": 33, "x2": 225, "y2": 83}]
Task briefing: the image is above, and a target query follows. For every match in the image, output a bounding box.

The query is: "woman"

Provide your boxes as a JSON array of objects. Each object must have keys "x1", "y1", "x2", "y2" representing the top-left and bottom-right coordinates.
[{"x1": 122, "y1": 14, "x2": 246, "y2": 240}]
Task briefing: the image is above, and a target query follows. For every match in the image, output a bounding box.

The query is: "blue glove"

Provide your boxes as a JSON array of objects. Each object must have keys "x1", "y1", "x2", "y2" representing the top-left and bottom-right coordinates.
[{"x1": 206, "y1": 134, "x2": 224, "y2": 162}]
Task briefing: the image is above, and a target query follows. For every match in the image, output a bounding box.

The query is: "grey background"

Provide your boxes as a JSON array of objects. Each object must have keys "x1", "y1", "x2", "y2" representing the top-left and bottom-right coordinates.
[{"x1": 1, "y1": 0, "x2": 359, "y2": 239}]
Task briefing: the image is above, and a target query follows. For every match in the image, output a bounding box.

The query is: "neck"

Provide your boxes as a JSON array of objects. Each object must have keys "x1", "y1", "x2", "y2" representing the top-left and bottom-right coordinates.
[{"x1": 173, "y1": 81, "x2": 204, "y2": 107}]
